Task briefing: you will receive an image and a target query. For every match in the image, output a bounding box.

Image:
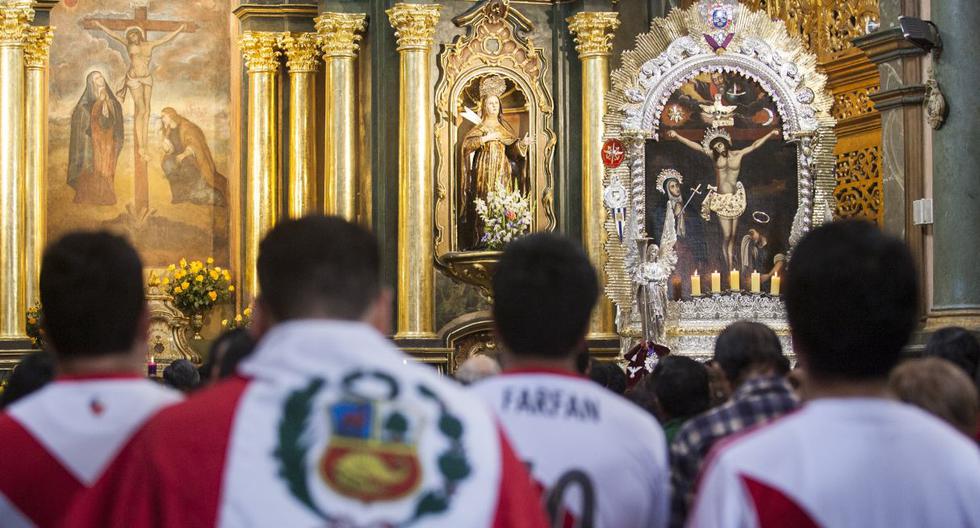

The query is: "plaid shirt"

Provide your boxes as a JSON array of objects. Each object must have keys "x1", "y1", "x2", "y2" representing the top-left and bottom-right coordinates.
[{"x1": 668, "y1": 376, "x2": 799, "y2": 527}]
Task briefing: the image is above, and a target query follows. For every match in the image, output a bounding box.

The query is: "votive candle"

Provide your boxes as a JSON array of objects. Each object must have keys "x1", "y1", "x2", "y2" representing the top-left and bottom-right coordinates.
[
  {"x1": 691, "y1": 270, "x2": 702, "y2": 296},
  {"x1": 751, "y1": 271, "x2": 761, "y2": 293},
  {"x1": 771, "y1": 273, "x2": 781, "y2": 296},
  {"x1": 729, "y1": 269, "x2": 740, "y2": 291},
  {"x1": 711, "y1": 271, "x2": 721, "y2": 293},
  {"x1": 147, "y1": 356, "x2": 157, "y2": 377}
]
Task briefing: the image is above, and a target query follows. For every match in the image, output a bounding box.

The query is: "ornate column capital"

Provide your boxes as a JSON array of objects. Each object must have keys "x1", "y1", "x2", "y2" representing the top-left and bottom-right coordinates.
[
  {"x1": 386, "y1": 3, "x2": 440, "y2": 52},
  {"x1": 278, "y1": 32, "x2": 320, "y2": 73},
  {"x1": 567, "y1": 12, "x2": 619, "y2": 59},
  {"x1": 240, "y1": 31, "x2": 281, "y2": 73},
  {"x1": 23, "y1": 25, "x2": 52, "y2": 68},
  {"x1": 315, "y1": 12, "x2": 367, "y2": 59},
  {"x1": 0, "y1": 0, "x2": 34, "y2": 44}
]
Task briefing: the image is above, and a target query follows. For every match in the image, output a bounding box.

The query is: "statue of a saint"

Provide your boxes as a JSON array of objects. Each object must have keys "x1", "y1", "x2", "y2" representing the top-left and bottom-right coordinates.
[{"x1": 459, "y1": 75, "x2": 533, "y2": 249}]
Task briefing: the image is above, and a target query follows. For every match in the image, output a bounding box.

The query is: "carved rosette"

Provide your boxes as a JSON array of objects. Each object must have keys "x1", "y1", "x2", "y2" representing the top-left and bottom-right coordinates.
[
  {"x1": 240, "y1": 31, "x2": 281, "y2": 73},
  {"x1": 0, "y1": 0, "x2": 33, "y2": 44},
  {"x1": 315, "y1": 12, "x2": 367, "y2": 59},
  {"x1": 386, "y1": 3, "x2": 440, "y2": 52},
  {"x1": 23, "y1": 25, "x2": 52, "y2": 68},
  {"x1": 567, "y1": 12, "x2": 620, "y2": 58},
  {"x1": 278, "y1": 33, "x2": 320, "y2": 73}
]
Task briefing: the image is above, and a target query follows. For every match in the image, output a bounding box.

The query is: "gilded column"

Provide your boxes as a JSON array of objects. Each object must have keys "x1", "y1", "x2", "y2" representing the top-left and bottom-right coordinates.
[
  {"x1": 279, "y1": 33, "x2": 319, "y2": 218},
  {"x1": 317, "y1": 13, "x2": 367, "y2": 221},
  {"x1": 240, "y1": 32, "x2": 280, "y2": 302},
  {"x1": 0, "y1": 1, "x2": 33, "y2": 341},
  {"x1": 24, "y1": 25, "x2": 51, "y2": 309},
  {"x1": 387, "y1": 4, "x2": 440, "y2": 339},
  {"x1": 568, "y1": 12, "x2": 619, "y2": 339}
]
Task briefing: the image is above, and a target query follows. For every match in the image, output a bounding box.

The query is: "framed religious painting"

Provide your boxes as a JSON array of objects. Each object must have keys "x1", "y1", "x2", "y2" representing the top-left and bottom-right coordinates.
[{"x1": 602, "y1": 0, "x2": 837, "y2": 358}]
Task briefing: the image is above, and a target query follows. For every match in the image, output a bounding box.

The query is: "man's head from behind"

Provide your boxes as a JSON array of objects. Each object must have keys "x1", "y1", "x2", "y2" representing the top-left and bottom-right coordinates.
[
  {"x1": 256, "y1": 216, "x2": 384, "y2": 330},
  {"x1": 493, "y1": 233, "x2": 599, "y2": 361},
  {"x1": 40, "y1": 231, "x2": 146, "y2": 361},
  {"x1": 784, "y1": 221, "x2": 918, "y2": 383},
  {"x1": 714, "y1": 321, "x2": 786, "y2": 388},
  {"x1": 649, "y1": 356, "x2": 710, "y2": 421}
]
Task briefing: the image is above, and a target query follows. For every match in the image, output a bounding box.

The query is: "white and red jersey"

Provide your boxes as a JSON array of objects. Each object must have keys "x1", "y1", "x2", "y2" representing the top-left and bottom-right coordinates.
[
  {"x1": 80, "y1": 321, "x2": 548, "y2": 528},
  {"x1": 0, "y1": 374, "x2": 180, "y2": 527},
  {"x1": 472, "y1": 368, "x2": 670, "y2": 528},
  {"x1": 689, "y1": 398, "x2": 980, "y2": 528}
]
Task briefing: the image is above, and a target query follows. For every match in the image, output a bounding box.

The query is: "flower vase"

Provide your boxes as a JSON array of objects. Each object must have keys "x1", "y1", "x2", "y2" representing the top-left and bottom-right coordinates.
[{"x1": 190, "y1": 314, "x2": 206, "y2": 341}]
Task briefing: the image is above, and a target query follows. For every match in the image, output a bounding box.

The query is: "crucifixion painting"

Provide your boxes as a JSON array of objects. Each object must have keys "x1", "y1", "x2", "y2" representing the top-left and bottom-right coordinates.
[{"x1": 81, "y1": 7, "x2": 198, "y2": 216}]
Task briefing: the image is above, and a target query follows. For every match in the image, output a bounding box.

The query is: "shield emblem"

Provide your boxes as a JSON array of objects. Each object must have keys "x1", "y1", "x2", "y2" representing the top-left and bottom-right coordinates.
[{"x1": 320, "y1": 399, "x2": 422, "y2": 503}]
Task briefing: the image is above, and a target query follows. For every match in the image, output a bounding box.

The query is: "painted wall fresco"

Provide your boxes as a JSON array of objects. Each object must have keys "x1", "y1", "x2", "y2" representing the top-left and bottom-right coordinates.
[{"x1": 48, "y1": 0, "x2": 231, "y2": 267}]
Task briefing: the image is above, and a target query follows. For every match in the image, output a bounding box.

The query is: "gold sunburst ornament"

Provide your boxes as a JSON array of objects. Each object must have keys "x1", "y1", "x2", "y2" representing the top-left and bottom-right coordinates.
[{"x1": 479, "y1": 75, "x2": 507, "y2": 100}]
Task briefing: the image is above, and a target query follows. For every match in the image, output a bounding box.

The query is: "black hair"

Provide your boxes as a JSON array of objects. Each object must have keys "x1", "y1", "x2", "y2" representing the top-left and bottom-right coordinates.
[
  {"x1": 492, "y1": 233, "x2": 599, "y2": 359},
  {"x1": 201, "y1": 328, "x2": 255, "y2": 382},
  {"x1": 924, "y1": 327, "x2": 980, "y2": 383},
  {"x1": 257, "y1": 216, "x2": 381, "y2": 321},
  {"x1": 0, "y1": 351, "x2": 55, "y2": 408},
  {"x1": 649, "y1": 356, "x2": 710, "y2": 420},
  {"x1": 218, "y1": 336, "x2": 257, "y2": 379},
  {"x1": 784, "y1": 221, "x2": 919, "y2": 381},
  {"x1": 713, "y1": 321, "x2": 786, "y2": 385},
  {"x1": 575, "y1": 347, "x2": 592, "y2": 375},
  {"x1": 40, "y1": 231, "x2": 145, "y2": 359},
  {"x1": 162, "y1": 359, "x2": 201, "y2": 393},
  {"x1": 709, "y1": 137, "x2": 732, "y2": 160}
]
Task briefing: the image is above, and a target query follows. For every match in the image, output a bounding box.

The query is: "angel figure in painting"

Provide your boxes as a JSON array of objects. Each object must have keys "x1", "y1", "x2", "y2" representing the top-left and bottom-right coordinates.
[
  {"x1": 92, "y1": 22, "x2": 186, "y2": 161},
  {"x1": 68, "y1": 71, "x2": 124, "y2": 205},
  {"x1": 459, "y1": 75, "x2": 534, "y2": 249},
  {"x1": 667, "y1": 127, "x2": 780, "y2": 270}
]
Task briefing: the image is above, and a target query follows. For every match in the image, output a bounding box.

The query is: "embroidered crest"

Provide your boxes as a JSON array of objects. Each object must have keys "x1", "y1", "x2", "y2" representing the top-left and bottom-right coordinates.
[
  {"x1": 601, "y1": 139, "x2": 625, "y2": 169},
  {"x1": 275, "y1": 371, "x2": 473, "y2": 526}
]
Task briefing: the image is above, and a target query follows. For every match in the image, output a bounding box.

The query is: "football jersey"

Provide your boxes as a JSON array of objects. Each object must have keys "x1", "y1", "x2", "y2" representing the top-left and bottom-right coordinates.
[
  {"x1": 76, "y1": 321, "x2": 548, "y2": 528},
  {"x1": 473, "y1": 368, "x2": 670, "y2": 528},
  {"x1": 689, "y1": 398, "x2": 980, "y2": 528},
  {"x1": 0, "y1": 374, "x2": 180, "y2": 527}
]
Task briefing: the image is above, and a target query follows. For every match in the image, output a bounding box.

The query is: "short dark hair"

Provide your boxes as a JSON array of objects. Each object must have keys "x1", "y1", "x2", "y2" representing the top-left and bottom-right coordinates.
[
  {"x1": 492, "y1": 233, "x2": 599, "y2": 358},
  {"x1": 162, "y1": 359, "x2": 201, "y2": 393},
  {"x1": 649, "y1": 356, "x2": 710, "y2": 420},
  {"x1": 924, "y1": 327, "x2": 980, "y2": 382},
  {"x1": 784, "y1": 221, "x2": 919, "y2": 381},
  {"x1": 40, "y1": 231, "x2": 145, "y2": 358},
  {"x1": 201, "y1": 328, "x2": 255, "y2": 383},
  {"x1": 713, "y1": 321, "x2": 786, "y2": 386},
  {"x1": 0, "y1": 351, "x2": 54, "y2": 408},
  {"x1": 257, "y1": 216, "x2": 381, "y2": 321}
]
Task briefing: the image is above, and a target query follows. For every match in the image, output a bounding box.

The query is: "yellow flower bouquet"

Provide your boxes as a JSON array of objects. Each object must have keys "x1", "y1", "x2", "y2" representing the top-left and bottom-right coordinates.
[
  {"x1": 222, "y1": 306, "x2": 253, "y2": 331},
  {"x1": 164, "y1": 257, "x2": 234, "y2": 317},
  {"x1": 26, "y1": 303, "x2": 43, "y2": 349}
]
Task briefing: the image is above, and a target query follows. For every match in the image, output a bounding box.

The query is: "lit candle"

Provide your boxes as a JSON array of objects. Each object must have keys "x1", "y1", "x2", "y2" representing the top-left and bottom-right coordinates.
[
  {"x1": 147, "y1": 356, "x2": 157, "y2": 378},
  {"x1": 771, "y1": 273, "x2": 781, "y2": 296},
  {"x1": 729, "y1": 269, "x2": 740, "y2": 291},
  {"x1": 691, "y1": 270, "x2": 702, "y2": 296},
  {"x1": 751, "y1": 270, "x2": 761, "y2": 293},
  {"x1": 711, "y1": 271, "x2": 721, "y2": 293}
]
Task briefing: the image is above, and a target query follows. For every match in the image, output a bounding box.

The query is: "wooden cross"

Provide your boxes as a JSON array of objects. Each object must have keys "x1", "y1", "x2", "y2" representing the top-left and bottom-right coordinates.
[{"x1": 81, "y1": 7, "x2": 199, "y2": 217}]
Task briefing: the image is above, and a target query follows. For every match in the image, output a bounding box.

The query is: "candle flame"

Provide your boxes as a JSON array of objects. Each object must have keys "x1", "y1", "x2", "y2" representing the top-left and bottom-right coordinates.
[{"x1": 149, "y1": 356, "x2": 155, "y2": 364}]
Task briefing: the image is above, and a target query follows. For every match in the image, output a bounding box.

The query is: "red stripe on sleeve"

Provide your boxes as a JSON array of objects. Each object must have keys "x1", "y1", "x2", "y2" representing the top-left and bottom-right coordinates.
[
  {"x1": 492, "y1": 425, "x2": 550, "y2": 528},
  {"x1": 79, "y1": 376, "x2": 251, "y2": 527},
  {"x1": 741, "y1": 474, "x2": 820, "y2": 528},
  {"x1": 0, "y1": 413, "x2": 84, "y2": 526}
]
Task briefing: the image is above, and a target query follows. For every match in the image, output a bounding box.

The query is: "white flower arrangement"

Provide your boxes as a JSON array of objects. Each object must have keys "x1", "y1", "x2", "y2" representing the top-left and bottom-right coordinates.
[{"x1": 474, "y1": 181, "x2": 533, "y2": 249}]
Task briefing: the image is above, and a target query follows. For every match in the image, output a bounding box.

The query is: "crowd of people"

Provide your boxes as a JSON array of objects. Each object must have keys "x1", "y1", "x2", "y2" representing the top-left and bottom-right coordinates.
[{"x1": 0, "y1": 216, "x2": 978, "y2": 527}]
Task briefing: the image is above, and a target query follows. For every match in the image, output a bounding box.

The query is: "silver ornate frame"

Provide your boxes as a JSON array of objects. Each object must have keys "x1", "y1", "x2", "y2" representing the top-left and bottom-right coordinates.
[{"x1": 602, "y1": 2, "x2": 837, "y2": 357}]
